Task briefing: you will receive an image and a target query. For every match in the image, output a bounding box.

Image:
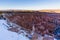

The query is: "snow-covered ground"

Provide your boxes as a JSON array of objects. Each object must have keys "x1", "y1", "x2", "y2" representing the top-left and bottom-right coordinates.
[
  {"x1": 0, "y1": 19, "x2": 30, "y2": 40},
  {"x1": 0, "y1": 19, "x2": 57, "y2": 40}
]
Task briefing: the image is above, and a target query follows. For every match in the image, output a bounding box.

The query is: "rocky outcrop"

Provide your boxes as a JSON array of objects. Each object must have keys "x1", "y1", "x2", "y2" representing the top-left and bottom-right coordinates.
[
  {"x1": 3, "y1": 12, "x2": 60, "y2": 36},
  {"x1": 2, "y1": 11, "x2": 60, "y2": 40}
]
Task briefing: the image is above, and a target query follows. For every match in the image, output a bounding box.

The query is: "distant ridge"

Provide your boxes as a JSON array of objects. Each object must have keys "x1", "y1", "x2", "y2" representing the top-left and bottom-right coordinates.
[
  {"x1": 39, "y1": 9, "x2": 60, "y2": 13},
  {"x1": 0, "y1": 9, "x2": 60, "y2": 14}
]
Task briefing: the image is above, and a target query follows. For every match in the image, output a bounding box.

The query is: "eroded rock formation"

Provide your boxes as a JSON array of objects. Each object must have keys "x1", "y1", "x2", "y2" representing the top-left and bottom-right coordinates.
[{"x1": 3, "y1": 12, "x2": 60, "y2": 37}]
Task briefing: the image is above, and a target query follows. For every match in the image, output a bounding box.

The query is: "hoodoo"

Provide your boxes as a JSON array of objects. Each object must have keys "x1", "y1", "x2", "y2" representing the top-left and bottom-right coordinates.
[{"x1": 1, "y1": 11, "x2": 60, "y2": 40}]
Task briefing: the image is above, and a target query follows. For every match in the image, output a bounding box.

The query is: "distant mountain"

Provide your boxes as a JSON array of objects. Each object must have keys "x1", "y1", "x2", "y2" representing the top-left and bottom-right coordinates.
[{"x1": 39, "y1": 9, "x2": 60, "y2": 13}]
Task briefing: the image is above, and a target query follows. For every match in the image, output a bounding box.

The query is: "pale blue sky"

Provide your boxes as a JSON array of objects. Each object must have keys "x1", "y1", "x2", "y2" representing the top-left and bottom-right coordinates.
[{"x1": 0, "y1": 0, "x2": 60, "y2": 10}]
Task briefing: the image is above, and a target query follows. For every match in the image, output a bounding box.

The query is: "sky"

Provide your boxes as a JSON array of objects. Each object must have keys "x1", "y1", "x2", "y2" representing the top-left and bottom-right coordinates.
[{"x1": 0, "y1": 0, "x2": 60, "y2": 10}]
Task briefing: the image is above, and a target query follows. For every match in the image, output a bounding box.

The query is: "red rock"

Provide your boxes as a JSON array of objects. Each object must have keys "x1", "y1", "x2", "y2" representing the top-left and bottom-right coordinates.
[
  {"x1": 3, "y1": 12, "x2": 58, "y2": 36},
  {"x1": 43, "y1": 36, "x2": 54, "y2": 40}
]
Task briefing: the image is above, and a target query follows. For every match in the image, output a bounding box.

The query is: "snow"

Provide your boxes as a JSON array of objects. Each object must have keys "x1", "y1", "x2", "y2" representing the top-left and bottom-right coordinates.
[
  {"x1": 0, "y1": 19, "x2": 30, "y2": 40},
  {"x1": 0, "y1": 19, "x2": 57, "y2": 40}
]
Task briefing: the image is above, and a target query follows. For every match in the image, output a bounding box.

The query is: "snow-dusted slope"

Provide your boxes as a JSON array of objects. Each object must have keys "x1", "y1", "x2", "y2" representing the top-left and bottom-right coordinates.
[
  {"x1": 0, "y1": 19, "x2": 30, "y2": 40},
  {"x1": 0, "y1": 19, "x2": 57, "y2": 40}
]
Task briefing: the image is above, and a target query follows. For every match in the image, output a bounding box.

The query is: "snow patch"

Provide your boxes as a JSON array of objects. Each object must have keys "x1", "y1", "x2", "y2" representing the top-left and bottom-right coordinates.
[{"x1": 0, "y1": 19, "x2": 30, "y2": 40}]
